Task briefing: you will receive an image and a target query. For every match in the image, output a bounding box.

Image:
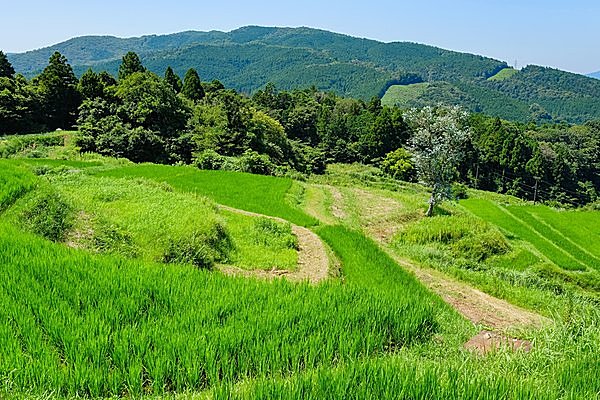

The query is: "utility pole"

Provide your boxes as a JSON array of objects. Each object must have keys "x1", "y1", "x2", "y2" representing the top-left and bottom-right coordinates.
[
  {"x1": 533, "y1": 176, "x2": 540, "y2": 204},
  {"x1": 474, "y1": 164, "x2": 479, "y2": 189}
]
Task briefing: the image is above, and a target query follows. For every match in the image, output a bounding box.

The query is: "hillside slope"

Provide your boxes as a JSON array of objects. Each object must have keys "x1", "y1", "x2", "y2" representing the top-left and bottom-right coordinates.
[{"x1": 8, "y1": 26, "x2": 600, "y2": 122}]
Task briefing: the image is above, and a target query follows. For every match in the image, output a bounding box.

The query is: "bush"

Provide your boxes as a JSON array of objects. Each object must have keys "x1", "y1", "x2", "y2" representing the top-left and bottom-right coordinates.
[
  {"x1": 162, "y1": 223, "x2": 232, "y2": 269},
  {"x1": 20, "y1": 189, "x2": 74, "y2": 242},
  {"x1": 381, "y1": 148, "x2": 415, "y2": 181},
  {"x1": 237, "y1": 150, "x2": 276, "y2": 175},
  {"x1": 193, "y1": 149, "x2": 226, "y2": 170},
  {"x1": 452, "y1": 230, "x2": 510, "y2": 261},
  {"x1": 252, "y1": 217, "x2": 298, "y2": 250},
  {"x1": 451, "y1": 183, "x2": 469, "y2": 200}
]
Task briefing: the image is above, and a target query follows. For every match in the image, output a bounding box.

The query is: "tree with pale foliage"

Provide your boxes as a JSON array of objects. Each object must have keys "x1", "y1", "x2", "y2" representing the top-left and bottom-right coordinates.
[{"x1": 405, "y1": 105, "x2": 471, "y2": 216}]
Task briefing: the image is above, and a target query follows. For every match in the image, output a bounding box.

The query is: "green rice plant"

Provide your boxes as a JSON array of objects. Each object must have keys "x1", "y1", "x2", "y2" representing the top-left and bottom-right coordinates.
[
  {"x1": 0, "y1": 160, "x2": 37, "y2": 212},
  {"x1": 507, "y1": 206, "x2": 597, "y2": 270},
  {"x1": 0, "y1": 222, "x2": 439, "y2": 397},
  {"x1": 534, "y1": 208, "x2": 600, "y2": 259},
  {"x1": 95, "y1": 164, "x2": 318, "y2": 227},
  {"x1": 316, "y1": 225, "x2": 442, "y2": 342},
  {"x1": 462, "y1": 199, "x2": 590, "y2": 271}
]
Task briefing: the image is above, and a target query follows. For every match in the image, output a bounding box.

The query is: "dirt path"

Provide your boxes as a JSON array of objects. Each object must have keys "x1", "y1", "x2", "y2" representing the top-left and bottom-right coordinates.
[
  {"x1": 217, "y1": 205, "x2": 330, "y2": 284},
  {"x1": 328, "y1": 186, "x2": 347, "y2": 220},
  {"x1": 313, "y1": 183, "x2": 548, "y2": 331},
  {"x1": 388, "y1": 253, "x2": 550, "y2": 331}
]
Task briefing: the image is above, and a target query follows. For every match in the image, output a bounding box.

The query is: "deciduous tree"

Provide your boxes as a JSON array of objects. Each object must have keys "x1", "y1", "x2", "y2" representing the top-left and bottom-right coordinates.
[{"x1": 406, "y1": 105, "x2": 471, "y2": 216}]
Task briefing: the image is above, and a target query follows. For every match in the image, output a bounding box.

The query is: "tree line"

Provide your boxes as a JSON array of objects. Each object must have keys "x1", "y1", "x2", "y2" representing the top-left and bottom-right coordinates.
[{"x1": 1, "y1": 50, "x2": 598, "y2": 207}]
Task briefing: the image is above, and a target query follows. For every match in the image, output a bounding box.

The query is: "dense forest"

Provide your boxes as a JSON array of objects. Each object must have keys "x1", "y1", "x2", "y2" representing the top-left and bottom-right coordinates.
[
  {"x1": 8, "y1": 26, "x2": 600, "y2": 123},
  {"x1": 1, "y1": 50, "x2": 599, "y2": 207}
]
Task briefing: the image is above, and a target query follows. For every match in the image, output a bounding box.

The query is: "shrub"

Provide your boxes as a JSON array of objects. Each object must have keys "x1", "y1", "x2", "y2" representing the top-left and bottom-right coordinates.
[
  {"x1": 381, "y1": 148, "x2": 415, "y2": 181},
  {"x1": 451, "y1": 183, "x2": 469, "y2": 199},
  {"x1": 452, "y1": 230, "x2": 510, "y2": 261},
  {"x1": 20, "y1": 189, "x2": 74, "y2": 242},
  {"x1": 162, "y1": 223, "x2": 232, "y2": 269},
  {"x1": 252, "y1": 217, "x2": 298, "y2": 250},
  {"x1": 194, "y1": 149, "x2": 226, "y2": 170}
]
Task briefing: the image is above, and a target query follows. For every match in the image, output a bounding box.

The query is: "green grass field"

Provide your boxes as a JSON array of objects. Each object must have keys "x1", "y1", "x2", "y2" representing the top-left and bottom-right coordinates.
[
  {"x1": 381, "y1": 83, "x2": 430, "y2": 108},
  {"x1": 487, "y1": 67, "x2": 519, "y2": 81},
  {"x1": 95, "y1": 164, "x2": 318, "y2": 227},
  {"x1": 1, "y1": 142, "x2": 600, "y2": 398}
]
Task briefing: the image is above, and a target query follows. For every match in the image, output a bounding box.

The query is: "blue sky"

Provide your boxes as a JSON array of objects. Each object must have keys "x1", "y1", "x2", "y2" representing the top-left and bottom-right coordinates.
[{"x1": 3, "y1": 0, "x2": 599, "y2": 74}]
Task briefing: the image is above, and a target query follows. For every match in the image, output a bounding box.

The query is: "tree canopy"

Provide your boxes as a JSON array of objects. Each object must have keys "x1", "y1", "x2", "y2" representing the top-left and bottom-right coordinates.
[
  {"x1": 0, "y1": 51, "x2": 15, "y2": 78},
  {"x1": 406, "y1": 106, "x2": 471, "y2": 216},
  {"x1": 118, "y1": 52, "x2": 145, "y2": 80},
  {"x1": 34, "y1": 51, "x2": 80, "y2": 129},
  {"x1": 182, "y1": 68, "x2": 205, "y2": 102}
]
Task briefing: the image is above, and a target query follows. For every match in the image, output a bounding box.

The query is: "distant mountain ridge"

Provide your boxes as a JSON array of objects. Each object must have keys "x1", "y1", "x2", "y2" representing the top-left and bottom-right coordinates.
[
  {"x1": 7, "y1": 26, "x2": 600, "y2": 123},
  {"x1": 588, "y1": 71, "x2": 600, "y2": 79}
]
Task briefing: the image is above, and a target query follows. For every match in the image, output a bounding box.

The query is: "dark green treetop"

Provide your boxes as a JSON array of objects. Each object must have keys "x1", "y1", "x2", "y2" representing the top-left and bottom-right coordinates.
[
  {"x1": 164, "y1": 66, "x2": 183, "y2": 93},
  {"x1": 182, "y1": 68, "x2": 205, "y2": 102},
  {"x1": 118, "y1": 51, "x2": 145, "y2": 80},
  {"x1": 0, "y1": 51, "x2": 15, "y2": 78},
  {"x1": 35, "y1": 51, "x2": 80, "y2": 129}
]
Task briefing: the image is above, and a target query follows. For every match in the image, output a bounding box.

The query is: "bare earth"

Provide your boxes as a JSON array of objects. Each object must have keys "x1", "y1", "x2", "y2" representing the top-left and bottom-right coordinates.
[
  {"x1": 391, "y1": 255, "x2": 550, "y2": 331},
  {"x1": 217, "y1": 205, "x2": 330, "y2": 284},
  {"x1": 464, "y1": 330, "x2": 533, "y2": 355},
  {"x1": 328, "y1": 186, "x2": 347, "y2": 220}
]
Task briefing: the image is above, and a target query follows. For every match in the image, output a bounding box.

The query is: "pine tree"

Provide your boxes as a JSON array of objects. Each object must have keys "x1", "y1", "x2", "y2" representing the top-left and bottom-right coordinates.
[
  {"x1": 164, "y1": 66, "x2": 182, "y2": 93},
  {"x1": 182, "y1": 68, "x2": 205, "y2": 102},
  {"x1": 35, "y1": 51, "x2": 80, "y2": 129},
  {"x1": 0, "y1": 51, "x2": 15, "y2": 78},
  {"x1": 118, "y1": 51, "x2": 145, "y2": 80}
]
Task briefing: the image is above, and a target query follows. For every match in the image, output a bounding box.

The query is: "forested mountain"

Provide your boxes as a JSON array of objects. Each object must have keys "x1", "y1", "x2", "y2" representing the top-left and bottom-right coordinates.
[{"x1": 7, "y1": 26, "x2": 600, "y2": 123}]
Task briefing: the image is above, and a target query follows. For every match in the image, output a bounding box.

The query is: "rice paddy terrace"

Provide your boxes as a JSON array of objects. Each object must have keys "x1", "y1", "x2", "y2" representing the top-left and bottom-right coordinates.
[{"x1": 0, "y1": 145, "x2": 599, "y2": 398}]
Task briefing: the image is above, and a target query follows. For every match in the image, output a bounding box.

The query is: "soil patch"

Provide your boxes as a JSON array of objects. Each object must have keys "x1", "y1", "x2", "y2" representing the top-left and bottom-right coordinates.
[
  {"x1": 464, "y1": 330, "x2": 533, "y2": 355},
  {"x1": 390, "y1": 255, "x2": 550, "y2": 331},
  {"x1": 329, "y1": 186, "x2": 346, "y2": 220}
]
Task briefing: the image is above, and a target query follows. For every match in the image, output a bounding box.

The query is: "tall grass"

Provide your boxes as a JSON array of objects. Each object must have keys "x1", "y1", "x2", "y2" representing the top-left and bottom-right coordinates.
[
  {"x1": 0, "y1": 131, "x2": 71, "y2": 158},
  {"x1": 0, "y1": 223, "x2": 439, "y2": 397},
  {"x1": 0, "y1": 160, "x2": 37, "y2": 212},
  {"x1": 95, "y1": 164, "x2": 318, "y2": 227}
]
